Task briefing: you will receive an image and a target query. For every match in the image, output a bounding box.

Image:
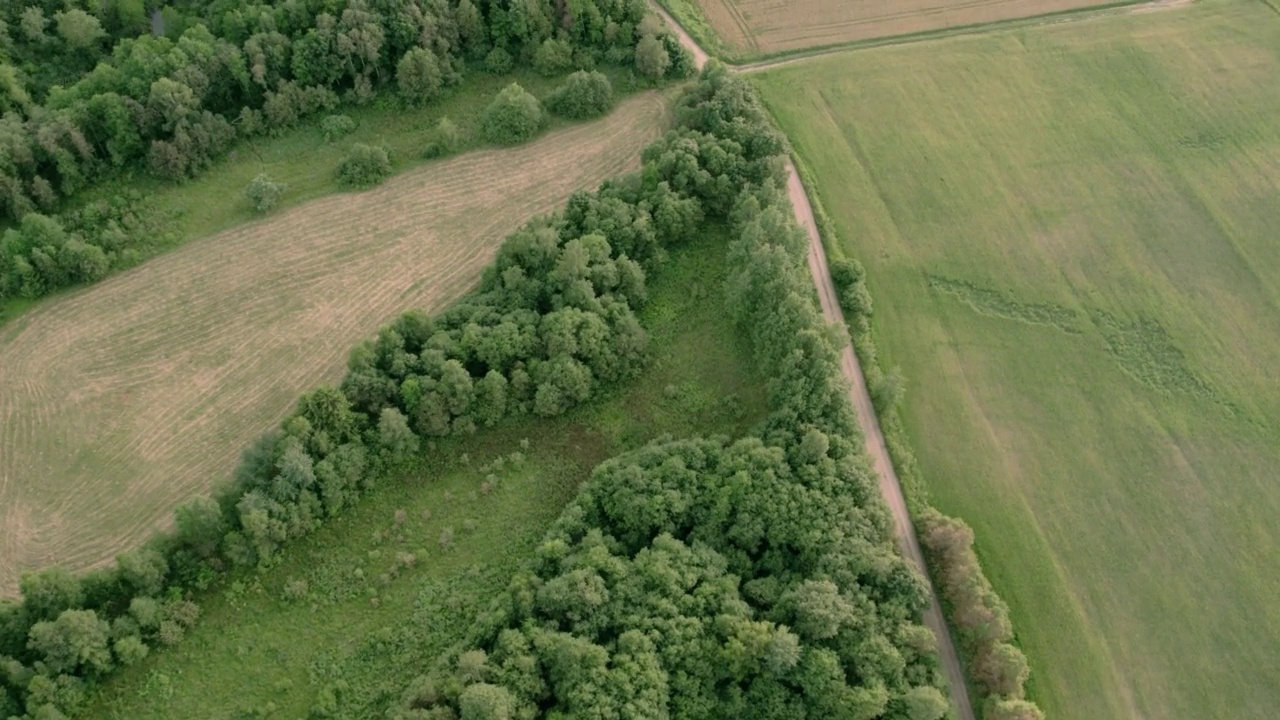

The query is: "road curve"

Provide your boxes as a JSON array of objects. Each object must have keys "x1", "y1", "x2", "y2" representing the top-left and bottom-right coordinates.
[{"x1": 652, "y1": 6, "x2": 977, "y2": 717}]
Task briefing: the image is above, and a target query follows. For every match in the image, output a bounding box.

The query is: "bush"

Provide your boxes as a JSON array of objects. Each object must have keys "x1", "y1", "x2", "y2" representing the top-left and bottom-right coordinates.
[
  {"x1": 335, "y1": 144, "x2": 392, "y2": 189},
  {"x1": 533, "y1": 38, "x2": 574, "y2": 77},
  {"x1": 320, "y1": 114, "x2": 357, "y2": 142},
  {"x1": 422, "y1": 117, "x2": 460, "y2": 159},
  {"x1": 397, "y1": 47, "x2": 444, "y2": 106},
  {"x1": 480, "y1": 83, "x2": 543, "y2": 145},
  {"x1": 484, "y1": 47, "x2": 513, "y2": 75},
  {"x1": 245, "y1": 173, "x2": 286, "y2": 213},
  {"x1": 545, "y1": 71, "x2": 613, "y2": 120}
]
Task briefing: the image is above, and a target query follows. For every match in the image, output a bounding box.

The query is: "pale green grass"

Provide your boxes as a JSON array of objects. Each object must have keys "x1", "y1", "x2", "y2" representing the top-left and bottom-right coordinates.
[{"x1": 756, "y1": 2, "x2": 1280, "y2": 718}]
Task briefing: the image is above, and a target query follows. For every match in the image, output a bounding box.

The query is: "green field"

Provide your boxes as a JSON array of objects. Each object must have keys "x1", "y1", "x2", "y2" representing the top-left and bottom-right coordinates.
[
  {"x1": 755, "y1": 2, "x2": 1280, "y2": 718},
  {"x1": 86, "y1": 230, "x2": 767, "y2": 718}
]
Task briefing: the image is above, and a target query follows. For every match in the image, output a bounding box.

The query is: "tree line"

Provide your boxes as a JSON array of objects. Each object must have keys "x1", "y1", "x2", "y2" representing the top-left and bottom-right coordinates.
[
  {"x1": 384, "y1": 68, "x2": 955, "y2": 720},
  {"x1": 0, "y1": 0, "x2": 694, "y2": 304}
]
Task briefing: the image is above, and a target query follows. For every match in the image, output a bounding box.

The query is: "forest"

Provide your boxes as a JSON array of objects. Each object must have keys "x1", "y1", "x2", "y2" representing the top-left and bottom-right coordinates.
[
  {"x1": 0, "y1": 0, "x2": 693, "y2": 304},
  {"x1": 0, "y1": 66, "x2": 972, "y2": 719}
]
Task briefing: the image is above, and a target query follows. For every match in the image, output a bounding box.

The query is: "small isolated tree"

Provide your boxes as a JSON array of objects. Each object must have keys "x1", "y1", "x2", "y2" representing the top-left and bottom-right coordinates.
[
  {"x1": 532, "y1": 38, "x2": 573, "y2": 77},
  {"x1": 423, "y1": 117, "x2": 460, "y2": 159},
  {"x1": 481, "y1": 83, "x2": 542, "y2": 145},
  {"x1": 544, "y1": 71, "x2": 613, "y2": 120},
  {"x1": 484, "y1": 47, "x2": 512, "y2": 74},
  {"x1": 336, "y1": 144, "x2": 392, "y2": 188},
  {"x1": 397, "y1": 47, "x2": 444, "y2": 106},
  {"x1": 246, "y1": 173, "x2": 287, "y2": 212},
  {"x1": 634, "y1": 34, "x2": 670, "y2": 79},
  {"x1": 320, "y1": 114, "x2": 357, "y2": 142}
]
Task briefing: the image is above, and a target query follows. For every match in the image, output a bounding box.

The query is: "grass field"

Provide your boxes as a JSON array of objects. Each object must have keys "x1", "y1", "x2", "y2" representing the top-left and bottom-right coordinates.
[
  {"x1": 756, "y1": 1, "x2": 1280, "y2": 718},
  {"x1": 0, "y1": 92, "x2": 669, "y2": 597},
  {"x1": 666, "y1": 0, "x2": 1120, "y2": 58},
  {"x1": 85, "y1": 228, "x2": 766, "y2": 719}
]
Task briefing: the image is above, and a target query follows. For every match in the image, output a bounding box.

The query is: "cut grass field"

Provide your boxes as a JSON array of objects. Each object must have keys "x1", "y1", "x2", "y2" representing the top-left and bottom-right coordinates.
[
  {"x1": 756, "y1": 1, "x2": 1280, "y2": 718},
  {"x1": 85, "y1": 228, "x2": 766, "y2": 719},
  {"x1": 0, "y1": 91, "x2": 670, "y2": 597},
  {"x1": 665, "y1": 0, "x2": 1121, "y2": 59}
]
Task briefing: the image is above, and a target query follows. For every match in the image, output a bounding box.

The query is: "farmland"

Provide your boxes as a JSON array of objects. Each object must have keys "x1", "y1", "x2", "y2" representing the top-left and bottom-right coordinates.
[
  {"x1": 755, "y1": 1, "x2": 1280, "y2": 718},
  {"x1": 0, "y1": 92, "x2": 669, "y2": 597},
  {"x1": 85, "y1": 231, "x2": 768, "y2": 718},
  {"x1": 662, "y1": 0, "x2": 1118, "y2": 59}
]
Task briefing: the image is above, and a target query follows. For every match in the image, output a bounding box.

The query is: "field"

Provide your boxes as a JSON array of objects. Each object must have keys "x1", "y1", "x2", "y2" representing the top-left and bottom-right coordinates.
[
  {"x1": 665, "y1": 0, "x2": 1119, "y2": 58},
  {"x1": 0, "y1": 92, "x2": 669, "y2": 597},
  {"x1": 85, "y1": 228, "x2": 767, "y2": 718},
  {"x1": 755, "y1": 1, "x2": 1280, "y2": 718}
]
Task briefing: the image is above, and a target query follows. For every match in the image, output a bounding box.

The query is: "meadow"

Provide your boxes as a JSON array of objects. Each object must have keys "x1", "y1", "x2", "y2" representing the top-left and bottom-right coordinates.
[
  {"x1": 84, "y1": 227, "x2": 767, "y2": 719},
  {"x1": 755, "y1": 1, "x2": 1280, "y2": 718},
  {"x1": 661, "y1": 0, "x2": 1119, "y2": 59},
  {"x1": 0, "y1": 91, "x2": 669, "y2": 597}
]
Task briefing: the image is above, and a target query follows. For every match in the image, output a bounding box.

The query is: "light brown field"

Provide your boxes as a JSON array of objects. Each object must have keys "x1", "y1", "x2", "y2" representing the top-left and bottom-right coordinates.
[
  {"x1": 697, "y1": 0, "x2": 1116, "y2": 54},
  {"x1": 0, "y1": 93, "x2": 668, "y2": 596}
]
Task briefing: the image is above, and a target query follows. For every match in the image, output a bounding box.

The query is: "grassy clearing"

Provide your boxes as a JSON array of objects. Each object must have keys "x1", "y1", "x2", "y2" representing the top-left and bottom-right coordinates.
[
  {"x1": 756, "y1": 2, "x2": 1280, "y2": 718},
  {"x1": 685, "y1": 0, "x2": 1122, "y2": 58},
  {"x1": 85, "y1": 228, "x2": 766, "y2": 719},
  {"x1": 0, "y1": 66, "x2": 642, "y2": 328},
  {"x1": 0, "y1": 91, "x2": 669, "y2": 597}
]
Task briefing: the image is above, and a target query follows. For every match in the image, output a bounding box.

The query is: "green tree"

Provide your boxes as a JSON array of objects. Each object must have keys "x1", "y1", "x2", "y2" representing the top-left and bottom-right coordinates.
[
  {"x1": 634, "y1": 34, "x2": 669, "y2": 79},
  {"x1": 396, "y1": 47, "x2": 444, "y2": 106},
  {"x1": 544, "y1": 71, "x2": 613, "y2": 120},
  {"x1": 320, "y1": 114, "x2": 357, "y2": 142},
  {"x1": 532, "y1": 38, "x2": 573, "y2": 77},
  {"x1": 19, "y1": 7, "x2": 46, "y2": 43},
  {"x1": 484, "y1": 47, "x2": 512, "y2": 74},
  {"x1": 984, "y1": 698, "x2": 1045, "y2": 720},
  {"x1": 116, "y1": 547, "x2": 169, "y2": 597},
  {"x1": 246, "y1": 173, "x2": 286, "y2": 212},
  {"x1": 26, "y1": 610, "x2": 112, "y2": 675},
  {"x1": 112, "y1": 635, "x2": 149, "y2": 666},
  {"x1": 377, "y1": 407, "x2": 418, "y2": 463},
  {"x1": 336, "y1": 143, "x2": 392, "y2": 188},
  {"x1": 458, "y1": 683, "x2": 516, "y2": 720},
  {"x1": 423, "y1": 117, "x2": 459, "y2": 158},
  {"x1": 52, "y1": 10, "x2": 104, "y2": 51},
  {"x1": 19, "y1": 568, "x2": 83, "y2": 622},
  {"x1": 481, "y1": 83, "x2": 542, "y2": 145},
  {"x1": 174, "y1": 495, "x2": 225, "y2": 558},
  {"x1": 903, "y1": 686, "x2": 948, "y2": 720}
]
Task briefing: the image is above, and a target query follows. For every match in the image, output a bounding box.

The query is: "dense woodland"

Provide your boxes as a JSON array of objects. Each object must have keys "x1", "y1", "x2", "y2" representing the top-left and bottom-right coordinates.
[
  {"x1": 0, "y1": 68, "x2": 963, "y2": 719},
  {"x1": 0, "y1": 0, "x2": 693, "y2": 304}
]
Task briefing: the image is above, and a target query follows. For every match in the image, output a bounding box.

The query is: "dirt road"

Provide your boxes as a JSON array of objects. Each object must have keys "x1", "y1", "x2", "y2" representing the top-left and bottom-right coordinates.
[
  {"x1": 653, "y1": 6, "x2": 976, "y2": 717},
  {"x1": 789, "y1": 166, "x2": 977, "y2": 720}
]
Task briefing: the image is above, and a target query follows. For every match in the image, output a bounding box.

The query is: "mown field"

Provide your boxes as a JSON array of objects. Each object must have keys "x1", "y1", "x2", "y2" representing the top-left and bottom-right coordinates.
[
  {"x1": 663, "y1": 0, "x2": 1118, "y2": 58},
  {"x1": 86, "y1": 228, "x2": 767, "y2": 719},
  {"x1": 0, "y1": 92, "x2": 669, "y2": 596},
  {"x1": 756, "y1": 1, "x2": 1280, "y2": 718}
]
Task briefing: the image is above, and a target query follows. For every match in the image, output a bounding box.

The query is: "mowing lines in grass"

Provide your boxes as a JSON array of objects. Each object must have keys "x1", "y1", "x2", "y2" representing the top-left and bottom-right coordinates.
[
  {"x1": 0, "y1": 93, "x2": 668, "y2": 596},
  {"x1": 756, "y1": 1, "x2": 1280, "y2": 718}
]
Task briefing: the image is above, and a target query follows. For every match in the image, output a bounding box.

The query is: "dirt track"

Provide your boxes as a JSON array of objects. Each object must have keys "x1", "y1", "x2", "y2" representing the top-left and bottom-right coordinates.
[{"x1": 653, "y1": 5, "x2": 976, "y2": 716}]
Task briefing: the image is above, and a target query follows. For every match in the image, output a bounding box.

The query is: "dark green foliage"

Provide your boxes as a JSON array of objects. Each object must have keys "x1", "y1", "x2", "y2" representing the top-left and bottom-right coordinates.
[
  {"x1": 335, "y1": 143, "x2": 392, "y2": 189},
  {"x1": 484, "y1": 47, "x2": 513, "y2": 75},
  {"x1": 545, "y1": 71, "x2": 613, "y2": 120},
  {"x1": 480, "y1": 83, "x2": 543, "y2": 146},
  {"x1": 397, "y1": 47, "x2": 445, "y2": 106},
  {"x1": 532, "y1": 38, "x2": 574, "y2": 77}
]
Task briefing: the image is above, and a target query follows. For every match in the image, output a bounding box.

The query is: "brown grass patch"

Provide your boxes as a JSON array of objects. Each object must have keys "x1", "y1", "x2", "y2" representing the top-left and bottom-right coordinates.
[{"x1": 0, "y1": 93, "x2": 668, "y2": 595}]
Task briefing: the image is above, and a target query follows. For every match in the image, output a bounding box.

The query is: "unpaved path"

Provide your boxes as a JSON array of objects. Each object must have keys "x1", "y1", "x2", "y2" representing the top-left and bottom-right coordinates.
[
  {"x1": 654, "y1": 6, "x2": 976, "y2": 717},
  {"x1": 789, "y1": 165, "x2": 977, "y2": 720}
]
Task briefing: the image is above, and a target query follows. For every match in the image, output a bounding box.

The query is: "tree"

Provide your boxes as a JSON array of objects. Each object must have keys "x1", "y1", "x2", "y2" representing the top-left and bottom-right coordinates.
[
  {"x1": 484, "y1": 47, "x2": 513, "y2": 74},
  {"x1": 544, "y1": 71, "x2": 613, "y2": 120},
  {"x1": 19, "y1": 7, "x2": 46, "y2": 44},
  {"x1": 423, "y1": 117, "x2": 459, "y2": 158},
  {"x1": 116, "y1": 547, "x2": 169, "y2": 597},
  {"x1": 321, "y1": 114, "x2": 357, "y2": 142},
  {"x1": 984, "y1": 698, "x2": 1045, "y2": 720},
  {"x1": 396, "y1": 47, "x2": 444, "y2": 106},
  {"x1": 903, "y1": 686, "x2": 948, "y2": 720},
  {"x1": 974, "y1": 642, "x2": 1030, "y2": 697},
  {"x1": 378, "y1": 407, "x2": 418, "y2": 463},
  {"x1": 871, "y1": 366, "x2": 905, "y2": 413},
  {"x1": 26, "y1": 610, "x2": 112, "y2": 675},
  {"x1": 458, "y1": 683, "x2": 516, "y2": 720},
  {"x1": 481, "y1": 83, "x2": 542, "y2": 145},
  {"x1": 246, "y1": 173, "x2": 286, "y2": 212},
  {"x1": 634, "y1": 34, "x2": 669, "y2": 79},
  {"x1": 19, "y1": 568, "x2": 83, "y2": 622},
  {"x1": 53, "y1": 10, "x2": 105, "y2": 51},
  {"x1": 174, "y1": 495, "x2": 225, "y2": 558},
  {"x1": 113, "y1": 635, "x2": 149, "y2": 666},
  {"x1": 533, "y1": 38, "x2": 573, "y2": 77},
  {"x1": 335, "y1": 144, "x2": 392, "y2": 188}
]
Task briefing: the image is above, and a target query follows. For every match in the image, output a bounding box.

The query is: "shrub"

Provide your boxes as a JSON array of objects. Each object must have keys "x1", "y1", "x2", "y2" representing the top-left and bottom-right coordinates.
[
  {"x1": 544, "y1": 71, "x2": 613, "y2": 119},
  {"x1": 245, "y1": 173, "x2": 286, "y2": 213},
  {"x1": 320, "y1": 114, "x2": 357, "y2": 142},
  {"x1": 480, "y1": 83, "x2": 543, "y2": 145},
  {"x1": 422, "y1": 117, "x2": 460, "y2": 159},
  {"x1": 335, "y1": 144, "x2": 392, "y2": 189},
  {"x1": 484, "y1": 47, "x2": 513, "y2": 74},
  {"x1": 533, "y1": 38, "x2": 574, "y2": 77}
]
